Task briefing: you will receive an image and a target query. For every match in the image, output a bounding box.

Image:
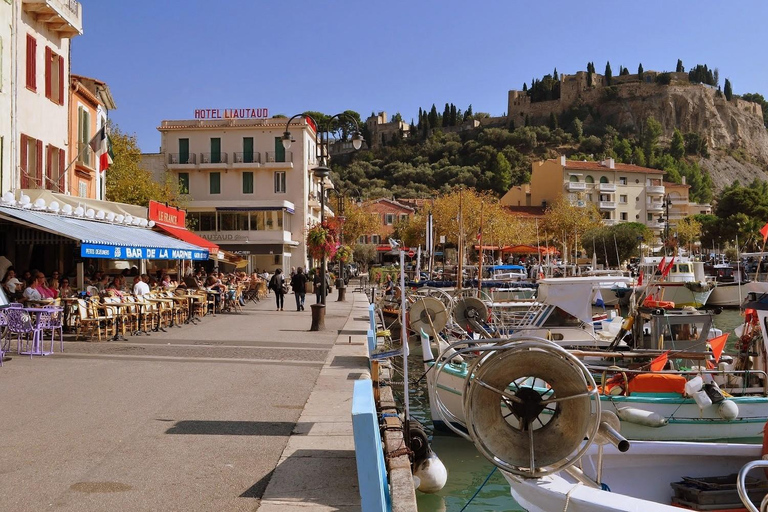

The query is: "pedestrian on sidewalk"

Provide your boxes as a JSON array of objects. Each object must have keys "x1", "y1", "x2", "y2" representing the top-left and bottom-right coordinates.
[
  {"x1": 269, "y1": 268, "x2": 286, "y2": 311},
  {"x1": 291, "y1": 267, "x2": 307, "y2": 311}
]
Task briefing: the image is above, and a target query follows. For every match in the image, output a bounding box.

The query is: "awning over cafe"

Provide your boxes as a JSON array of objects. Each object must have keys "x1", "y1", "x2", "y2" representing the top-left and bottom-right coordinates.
[
  {"x1": 153, "y1": 223, "x2": 219, "y2": 254},
  {"x1": 0, "y1": 205, "x2": 209, "y2": 260}
]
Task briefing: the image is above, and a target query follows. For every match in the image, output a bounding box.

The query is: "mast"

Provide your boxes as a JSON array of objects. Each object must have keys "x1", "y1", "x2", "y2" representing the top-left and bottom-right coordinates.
[
  {"x1": 457, "y1": 188, "x2": 463, "y2": 291},
  {"x1": 477, "y1": 200, "x2": 484, "y2": 298}
]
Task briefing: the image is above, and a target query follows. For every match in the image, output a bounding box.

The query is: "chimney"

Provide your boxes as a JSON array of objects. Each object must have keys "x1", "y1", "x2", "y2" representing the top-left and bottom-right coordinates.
[
  {"x1": 560, "y1": 155, "x2": 566, "y2": 166},
  {"x1": 607, "y1": 157, "x2": 615, "y2": 169},
  {"x1": 681, "y1": 176, "x2": 686, "y2": 185}
]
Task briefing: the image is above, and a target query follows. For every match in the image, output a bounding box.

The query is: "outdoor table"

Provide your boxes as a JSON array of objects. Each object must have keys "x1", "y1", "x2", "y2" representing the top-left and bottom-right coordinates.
[
  {"x1": 102, "y1": 301, "x2": 132, "y2": 341},
  {"x1": 146, "y1": 297, "x2": 174, "y2": 330},
  {"x1": 180, "y1": 293, "x2": 203, "y2": 323},
  {"x1": 21, "y1": 307, "x2": 63, "y2": 356}
]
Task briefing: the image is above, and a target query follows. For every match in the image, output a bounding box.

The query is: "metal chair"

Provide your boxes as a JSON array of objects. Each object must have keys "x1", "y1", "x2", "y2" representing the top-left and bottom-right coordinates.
[
  {"x1": 38, "y1": 305, "x2": 64, "y2": 352},
  {"x1": 5, "y1": 307, "x2": 39, "y2": 358}
]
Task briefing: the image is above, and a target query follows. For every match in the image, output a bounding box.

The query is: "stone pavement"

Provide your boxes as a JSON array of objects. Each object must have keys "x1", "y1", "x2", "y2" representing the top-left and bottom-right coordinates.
[{"x1": 0, "y1": 289, "x2": 371, "y2": 511}]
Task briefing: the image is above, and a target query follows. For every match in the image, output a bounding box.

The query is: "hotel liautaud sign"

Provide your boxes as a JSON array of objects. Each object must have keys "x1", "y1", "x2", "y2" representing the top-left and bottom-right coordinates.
[{"x1": 194, "y1": 108, "x2": 269, "y2": 119}]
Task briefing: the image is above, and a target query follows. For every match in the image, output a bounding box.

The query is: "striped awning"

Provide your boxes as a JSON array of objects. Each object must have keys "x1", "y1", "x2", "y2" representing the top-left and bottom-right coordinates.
[{"x1": 0, "y1": 205, "x2": 209, "y2": 260}]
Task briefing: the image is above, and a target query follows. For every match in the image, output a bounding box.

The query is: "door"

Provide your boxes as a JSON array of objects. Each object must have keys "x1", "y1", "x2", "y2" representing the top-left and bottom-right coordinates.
[
  {"x1": 211, "y1": 138, "x2": 221, "y2": 163},
  {"x1": 243, "y1": 137, "x2": 254, "y2": 163},
  {"x1": 274, "y1": 137, "x2": 285, "y2": 163},
  {"x1": 179, "y1": 138, "x2": 189, "y2": 164}
]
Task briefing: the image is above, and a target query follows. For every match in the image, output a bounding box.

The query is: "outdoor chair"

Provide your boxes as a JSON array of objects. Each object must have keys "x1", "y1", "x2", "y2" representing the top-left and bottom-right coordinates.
[
  {"x1": 4, "y1": 307, "x2": 41, "y2": 358},
  {"x1": 39, "y1": 305, "x2": 64, "y2": 352}
]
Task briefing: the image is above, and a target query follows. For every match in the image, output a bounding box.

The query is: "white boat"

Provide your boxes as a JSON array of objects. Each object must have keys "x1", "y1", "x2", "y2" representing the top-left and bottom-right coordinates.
[{"x1": 640, "y1": 256, "x2": 715, "y2": 307}]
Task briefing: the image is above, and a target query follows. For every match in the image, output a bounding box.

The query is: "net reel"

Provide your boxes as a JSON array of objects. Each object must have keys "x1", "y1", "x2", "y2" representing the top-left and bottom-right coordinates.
[
  {"x1": 462, "y1": 338, "x2": 601, "y2": 478},
  {"x1": 452, "y1": 297, "x2": 492, "y2": 338},
  {"x1": 409, "y1": 296, "x2": 449, "y2": 335}
]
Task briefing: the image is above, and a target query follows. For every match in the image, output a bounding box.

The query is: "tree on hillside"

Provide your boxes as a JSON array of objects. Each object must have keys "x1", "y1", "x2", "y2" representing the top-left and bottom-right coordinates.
[
  {"x1": 571, "y1": 118, "x2": 583, "y2": 140},
  {"x1": 428, "y1": 104, "x2": 439, "y2": 128},
  {"x1": 105, "y1": 123, "x2": 180, "y2": 207},
  {"x1": 676, "y1": 59, "x2": 684, "y2": 73},
  {"x1": 620, "y1": 66, "x2": 630, "y2": 76},
  {"x1": 638, "y1": 63, "x2": 644, "y2": 80},
  {"x1": 604, "y1": 61, "x2": 613, "y2": 85},
  {"x1": 670, "y1": 128, "x2": 685, "y2": 160},
  {"x1": 464, "y1": 104, "x2": 473, "y2": 121},
  {"x1": 522, "y1": 82, "x2": 528, "y2": 92},
  {"x1": 442, "y1": 103, "x2": 450, "y2": 126},
  {"x1": 713, "y1": 68, "x2": 719, "y2": 88},
  {"x1": 489, "y1": 152, "x2": 512, "y2": 195},
  {"x1": 640, "y1": 116, "x2": 663, "y2": 165},
  {"x1": 587, "y1": 62, "x2": 594, "y2": 87},
  {"x1": 548, "y1": 112, "x2": 558, "y2": 130},
  {"x1": 553, "y1": 68, "x2": 559, "y2": 81},
  {"x1": 724, "y1": 79, "x2": 733, "y2": 101}
]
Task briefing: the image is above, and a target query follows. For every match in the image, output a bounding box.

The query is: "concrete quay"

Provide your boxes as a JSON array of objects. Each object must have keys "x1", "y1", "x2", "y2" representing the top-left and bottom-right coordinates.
[{"x1": 0, "y1": 290, "x2": 373, "y2": 511}]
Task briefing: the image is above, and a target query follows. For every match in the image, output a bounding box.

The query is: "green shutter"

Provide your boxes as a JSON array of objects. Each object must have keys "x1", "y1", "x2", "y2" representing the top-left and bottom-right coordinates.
[
  {"x1": 210, "y1": 172, "x2": 221, "y2": 194},
  {"x1": 274, "y1": 137, "x2": 285, "y2": 162},
  {"x1": 179, "y1": 172, "x2": 189, "y2": 194},
  {"x1": 179, "y1": 138, "x2": 189, "y2": 164},
  {"x1": 211, "y1": 138, "x2": 221, "y2": 163},
  {"x1": 243, "y1": 137, "x2": 254, "y2": 163},
  {"x1": 243, "y1": 171, "x2": 253, "y2": 194}
]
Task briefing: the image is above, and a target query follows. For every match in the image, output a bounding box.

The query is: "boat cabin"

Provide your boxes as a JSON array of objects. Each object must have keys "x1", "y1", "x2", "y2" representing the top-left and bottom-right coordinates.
[
  {"x1": 485, "y1": 265, "x2": 528, "y2": 282},
  {"x1": 632, "y1": 306, "x2": 721, "y2": 353}
]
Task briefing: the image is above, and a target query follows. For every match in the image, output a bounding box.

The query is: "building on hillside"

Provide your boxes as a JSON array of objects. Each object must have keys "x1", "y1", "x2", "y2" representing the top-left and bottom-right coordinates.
[
  {"x1": 663, "y1": 179, "x2": 712, "y2": 227},
  {"x1": 365, "y1": 112, "x2": 411, "y2": 149},
  {"x1": 501, "y1": 156, "x2": 667, "y2": 230},
  {"x1": 8, "y1": 0, "x2": 82, "y2": 194},
  {"x1": 143, "y1": 116, "x2": 327, "y2": 272},
  {"x1": 69, "y1": 74, "x2": 116, "y2": 199},
  {"x1": 396, "y1": 197, "x2": 428, "y2": 211}
]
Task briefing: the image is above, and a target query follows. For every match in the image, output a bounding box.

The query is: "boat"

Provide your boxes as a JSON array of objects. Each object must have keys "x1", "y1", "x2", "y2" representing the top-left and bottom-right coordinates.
[
  {"x1": 639, "y1": 256, "x2": 715, "y2": 307},
  {"x1": 707, "y1": 263, "x2": 752, "y2": 307}
]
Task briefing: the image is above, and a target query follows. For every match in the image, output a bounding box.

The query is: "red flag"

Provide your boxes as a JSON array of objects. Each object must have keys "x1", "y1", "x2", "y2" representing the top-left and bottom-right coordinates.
[
  {"x1": 662, "y1": 256, "x2": 676, "y2": 277},
  {"x1": 477, "y1": 230, "x2": 482, "y2": 241},
  {"x1": 650, "y1": 351, "x2": 669, "y2": 371},
  {"x1": 657, "y1": 257, "x2": 666, "y2": 274},
  {"x1": 709, "y1": 333, "x2": 729, "y2": 363},
  {"x1": 761, "y1": 222, "x2": 768, "y2": 243},
  {"x1": 637, "y1": 270, "x2": 644, "y2": 286}
]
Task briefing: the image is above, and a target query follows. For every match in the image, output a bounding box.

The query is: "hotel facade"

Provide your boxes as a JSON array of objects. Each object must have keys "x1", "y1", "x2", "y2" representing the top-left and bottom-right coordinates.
[{"x1": 143, "y1": 115, "x2": 327, "y2": 272}]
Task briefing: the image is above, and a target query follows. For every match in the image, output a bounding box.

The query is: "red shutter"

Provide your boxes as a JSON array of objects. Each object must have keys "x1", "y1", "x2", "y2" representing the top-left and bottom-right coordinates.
[
  {"x1": 45, "y1": 144, "x2": 52, "y2": 189},
  {"x1": 44, "y1": 47, "x2": 51, "y2": 99},
  {"x1": 26, "y1": 35, "x2": 37, "y2": 91},
  {"x1": 20, "y1": 134, "x2": 28, "y2": 188},
  {"x1": 36, "y1": 139, "x2": 43, "y2": 187},
  {"x1": 58, "y1": 55, "x2": 65, "y2": 105},
  {"x1": 59, "y1": 148, "x2": 66, "y2": 193}
]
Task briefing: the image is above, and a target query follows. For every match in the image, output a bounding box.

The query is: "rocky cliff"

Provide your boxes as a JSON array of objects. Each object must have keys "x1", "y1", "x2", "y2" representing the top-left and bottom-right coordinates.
[{"x1": 593, "y1": 83, "x2": 768, "y2": 190}]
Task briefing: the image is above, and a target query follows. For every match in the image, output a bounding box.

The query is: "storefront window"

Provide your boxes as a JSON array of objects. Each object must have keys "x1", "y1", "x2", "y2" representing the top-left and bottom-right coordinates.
[
  {"x1": 219, "y1": 211, "x2": 249, "y2": 231},
  {"x1": 191, "y1": 212, "x2": 216, "y2": 231}
]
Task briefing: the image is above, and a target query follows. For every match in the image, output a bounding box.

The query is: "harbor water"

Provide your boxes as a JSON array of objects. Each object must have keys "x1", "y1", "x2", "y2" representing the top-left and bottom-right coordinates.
[{"x1": 394, "y1": 307, "x2": 746, "y2": 511}]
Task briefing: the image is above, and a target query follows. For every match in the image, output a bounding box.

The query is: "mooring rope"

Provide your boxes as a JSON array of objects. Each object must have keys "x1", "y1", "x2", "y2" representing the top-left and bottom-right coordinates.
[{"x1": 459, "y1": 466, "x2": 497, "y2": 512}]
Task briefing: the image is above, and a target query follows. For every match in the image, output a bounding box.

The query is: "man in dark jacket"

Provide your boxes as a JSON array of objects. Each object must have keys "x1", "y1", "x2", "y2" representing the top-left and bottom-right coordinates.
[{"x1": 291, "y1": 267, "x2": 308, "y2": 311}]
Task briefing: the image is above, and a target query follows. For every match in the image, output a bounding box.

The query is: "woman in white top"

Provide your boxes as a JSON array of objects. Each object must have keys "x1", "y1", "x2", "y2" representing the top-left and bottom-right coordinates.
[{"x1": 22, "y1": 273, "x2": 45, "y2": 301}]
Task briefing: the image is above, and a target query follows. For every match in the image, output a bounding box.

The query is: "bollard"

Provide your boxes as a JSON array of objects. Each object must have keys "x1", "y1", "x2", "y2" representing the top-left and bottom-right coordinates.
[
  {"x1": 310, "y1": 303, "x2": 326, "y2": 331},
  {"x1": 337, "y1": 284, "x2": 346, "y2": 302}
]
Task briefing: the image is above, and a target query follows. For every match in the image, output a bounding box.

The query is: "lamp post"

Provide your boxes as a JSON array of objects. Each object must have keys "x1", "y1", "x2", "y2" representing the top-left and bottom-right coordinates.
[
  {"x1": 282, "y1": 113, "x2": 363, "y2": 329},
  {"x1": 658, "y1": 194, "x2": 670, "y2": 253}
]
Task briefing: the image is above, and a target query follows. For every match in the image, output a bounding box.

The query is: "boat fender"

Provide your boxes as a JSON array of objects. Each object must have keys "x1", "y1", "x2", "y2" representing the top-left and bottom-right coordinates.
[
  {"x1": 692, "y1": 389, "x2": 713, "y2": 409},
  {"x1": 413, "y1": 451, "x2": 448, "y2": 494},
  {"x1": 718, "y1": 399, "x2": 739, "y2": 420},
  {"x1": 616, "y1": 407, "x2": 668, "y2": 428}
]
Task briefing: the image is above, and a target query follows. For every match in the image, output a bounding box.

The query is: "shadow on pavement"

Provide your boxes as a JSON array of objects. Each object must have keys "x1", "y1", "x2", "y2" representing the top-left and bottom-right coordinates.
[{"x1": 165, "y1": 420, "x2": 312, "y2": 436}]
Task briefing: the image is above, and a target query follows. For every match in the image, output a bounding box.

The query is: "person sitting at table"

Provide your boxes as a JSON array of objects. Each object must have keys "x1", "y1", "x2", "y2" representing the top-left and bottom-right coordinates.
[
  {"x1": 160, "y1": 274, "x2": 176, "y2": 289},
  {"x1": 204, "y1": 273, "x2": 225, "y2": 310},
  {"x1": 96, "y1": 274, "x2": 110, "y2": 293},
  {"x1": 133, "y1": 274, "x2": 150, "y2": 297},
  {"x1": 2, "y1": 267, "x2": 23, "y2": 300},
  {"x1": 48, "y1": 277, "x2": 61, "y2": 298},
  {"x1": 22, "y1": 273, "x2": 45, "y2": 302},
  {"x1": 39, "y1": 275, "x2": 57, "y2": 299},
  {"x1": 59, "y1": 278, "x2": 74, "y2": 298},
  {"x1": 106, "y1": 276, "x2": 126, "y2": 298}
]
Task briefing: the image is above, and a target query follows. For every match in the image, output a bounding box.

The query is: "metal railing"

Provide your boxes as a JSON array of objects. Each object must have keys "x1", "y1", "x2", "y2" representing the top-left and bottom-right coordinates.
[
  {"x1": 200, "y1": 152, "x2": 228, "y2": 164},
  {"x1": 265, "y1": 151, "x2": 293, "y2": 163},
  {"x1": 233, "y1": 152, "x2": 261, "y2": 164},
  {"x1": 168, "y1": 153, "x2": 196, "y2": 165}
]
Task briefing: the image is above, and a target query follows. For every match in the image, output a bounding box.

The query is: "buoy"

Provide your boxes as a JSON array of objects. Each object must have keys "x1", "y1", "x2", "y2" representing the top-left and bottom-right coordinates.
[
  {"x1": 718, "y1": 400, "x2": 739, "y2": 420},
  {"x1": 616, "y1": 407, "x2": 668, "y2": 427},
  {"x1": 413, "y1": 451, "x2": 448, "y2": 493}
]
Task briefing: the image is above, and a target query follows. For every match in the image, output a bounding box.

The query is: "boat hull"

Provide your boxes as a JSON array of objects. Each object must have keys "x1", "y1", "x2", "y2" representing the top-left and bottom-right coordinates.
[{"x1": 642, "y1": 282, "x2": 713, "y2": 307}]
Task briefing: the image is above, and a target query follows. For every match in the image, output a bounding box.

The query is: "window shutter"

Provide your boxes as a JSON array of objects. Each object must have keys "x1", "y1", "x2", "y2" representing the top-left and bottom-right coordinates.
[
  {"x1": 58, "y1": 55, "x2": 64, "y2": 105},
  {"x1": 36, "y1": 139, "x2": 43, "y2": 186},
  {"x1": 45, "y1": 46, "x2": 51, "y2": 99},
  {"x1": 26, "y1": 35, "x2": 37, "y2": 91},
  {"x1": 20, "y1": 134, "x2": 28, "y2": 188},
  {"x1": 46, "y1": 144, "x2": 52, "y2": 188},
  {"x1": 59, "y1": 147, "x2": 66, "y2": 192}
]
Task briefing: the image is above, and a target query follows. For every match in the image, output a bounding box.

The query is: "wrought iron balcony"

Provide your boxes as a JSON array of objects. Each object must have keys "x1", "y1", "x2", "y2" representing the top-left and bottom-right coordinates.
[
  {"x1": 233, "y1": 152, "x2": 261, "y2": 164},
  {"x1": 168, "y1": 153, "x2": 196, "y2": 165}
]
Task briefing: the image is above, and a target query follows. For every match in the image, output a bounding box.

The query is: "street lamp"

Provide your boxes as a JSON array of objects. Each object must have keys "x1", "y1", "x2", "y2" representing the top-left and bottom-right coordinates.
[
  {"x1": 658, "y1": 194, "x2": 671, "y2": 252},
  {"x1": 282, "y1": 113, "x2": 363, "y2": 328}
]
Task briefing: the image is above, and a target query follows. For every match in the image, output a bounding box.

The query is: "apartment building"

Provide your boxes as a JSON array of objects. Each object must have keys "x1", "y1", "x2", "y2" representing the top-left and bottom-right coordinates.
[
  {"x1": 357, "y1": 198, "x2": 413, "y2": 245},
  {"x1": 68, "y1": 74, "x2": 116, "y2": 199},
  {"x1": 12, "y1": 0, "x2": 82, "y2": 194},
  {"x1": 501, "y1": 156, "x2": 667, "y2": 230},
  {"x1": 147, "y1": 116, "x2": 325, "y2": 271},
  {"x1": 0, "y1": 1, "x2": 11, "y2": 193},
  {"x1": 664, "y1": 179, "x2": 712, "y2": 227}
]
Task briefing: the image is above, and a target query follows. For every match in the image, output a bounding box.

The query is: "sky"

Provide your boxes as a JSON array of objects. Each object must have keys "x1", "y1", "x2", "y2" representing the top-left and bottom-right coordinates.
[{"x1": 72, "y1": 0, "x2": 768, "y2": 153}]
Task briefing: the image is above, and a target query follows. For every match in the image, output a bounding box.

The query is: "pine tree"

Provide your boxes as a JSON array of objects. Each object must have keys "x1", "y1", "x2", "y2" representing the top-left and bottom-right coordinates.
[
  {"x1": 620, "y1": 66, "x2": 629, "y2": 76},
  {"x1": 553, "y1": 67, "x2": 559, "y2": 81},
  {"x1": 522, "y1": 82, "x2": 528, "y2": 92},
  {"x1": 464, "y1": 104, "x2": 473, "y2": 121},
  {"x1": 450, "y1": 104, "x2": 458, "y2": 126},
  {"x1": 508, "y1": 118, "x2": 516, "y2": 131},
  {"x1": 724, "y1": 79, "x2": 733, "y2": 100},
  {"x1": 676, "y1": 59, "x2": 684, "y2": 73},
  {"x1": 549, "y1": 112, "x2": 559, "y2": 130},
  {"x1": 670, "y1": 129, "x2": 685, "y2": 160},
  {"x1": 428, "y1": 104, "x2": 438, "y2": 129},
  {"x1": 571, "y1": 118, "x2": 583, "y2": 140},
  {"x1": 605, "y1": 61, "x2": 612, "y2": 85},
  {"x1": 442, "y1": 103, "x2": 450, "y2": 125},
  {"x1": 638, "y1": 63, "x2": 644, "y2": 81},
  {"x1": 417, "y1": 107, "x2": 423, "y2": 130}
]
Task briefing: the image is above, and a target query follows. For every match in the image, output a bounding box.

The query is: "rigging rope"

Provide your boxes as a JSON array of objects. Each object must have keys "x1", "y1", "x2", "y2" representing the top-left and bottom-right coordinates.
[{"x1": 459, "y1": 467, "x2": 497, "y2": 512}]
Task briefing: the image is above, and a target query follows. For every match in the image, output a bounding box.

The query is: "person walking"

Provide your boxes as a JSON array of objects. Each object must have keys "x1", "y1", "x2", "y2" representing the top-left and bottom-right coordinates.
[
  {"x1": 269, "y1": 268, "x2": 286, "y2": 311},
  {"x1": 290, "y1": 267, "x2": 307, "y2": 311}
]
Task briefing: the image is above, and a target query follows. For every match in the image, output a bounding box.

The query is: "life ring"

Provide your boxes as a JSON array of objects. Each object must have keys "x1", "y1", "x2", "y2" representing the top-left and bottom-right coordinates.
[{"x1": 643, "y1": 298, "x2": 675, "y2": 309}]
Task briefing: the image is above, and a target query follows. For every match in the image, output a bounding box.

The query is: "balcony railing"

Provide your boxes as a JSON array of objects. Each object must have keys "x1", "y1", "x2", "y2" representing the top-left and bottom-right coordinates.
[
  {"x1": 646, "y1": 184, "x2": 665, "y2": 194},
  {"x1": 599, "y1": 201, "x2": 616, "y2": 210},
  {"x1": 265, "y1": 151, "x2": 293, "y2": 163},
  {"x1": 603, "y1": 219, "x2": 617, "y2": 225},
  {"x1": 168, "y1": 153, "x2": 196, "y2": 165},
  {"x1": 597, "y1": 183, "x2": 616, "y2": 192},
  {"x1": 647, "y1": 201, "x2": 664, "y2": 211},
  {"x1": 200, "y1": 152, "x2": 228, "y2": 164},
  {"x1": 566, "y1": 182, "x2": 586, "y2": 191},
  {"x1": 233, "y1": 152, "x2": 261, "y2": 164}
]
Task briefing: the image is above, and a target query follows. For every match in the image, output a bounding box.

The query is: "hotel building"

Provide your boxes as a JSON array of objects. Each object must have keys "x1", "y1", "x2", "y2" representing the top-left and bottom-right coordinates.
[{"x1": 143, "y1": 115, "x2": 326, "y2": 272}]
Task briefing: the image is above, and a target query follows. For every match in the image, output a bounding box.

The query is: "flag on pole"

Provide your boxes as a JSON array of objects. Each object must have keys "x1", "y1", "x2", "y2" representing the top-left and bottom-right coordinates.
[
  {"x1": 662, "y1": 256, "x2": 676, "y2": 277},
  {"x1": 99, "y1": 134, "x2": 114, "y2": 172},
  {"x1": 708, "y1": 333, "x2": 729, "y2": 363},
  {"x1": 637, "y1": 270, "x2": 644, "y2": 286},
  {"x1": 650, "y1": 351, "x2": 669, "y2": 372},
  {"x1": 657, "y1": 256, "x2": 666, "y2": 274},
  {"x1": 476, "y1": 229, "x2": 481, "y2": 241},
  {"x1": 88, "y1": 126, "x2": 106, "y2": 153},
  {"x1": 761, "y1": 222, "x2": 768, "y2": 243}
]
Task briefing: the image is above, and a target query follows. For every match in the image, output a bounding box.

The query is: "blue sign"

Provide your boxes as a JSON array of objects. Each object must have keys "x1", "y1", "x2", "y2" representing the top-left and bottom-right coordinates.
[{"x1": 81, "y1": 244, "x2": 209, "y2": 261}]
